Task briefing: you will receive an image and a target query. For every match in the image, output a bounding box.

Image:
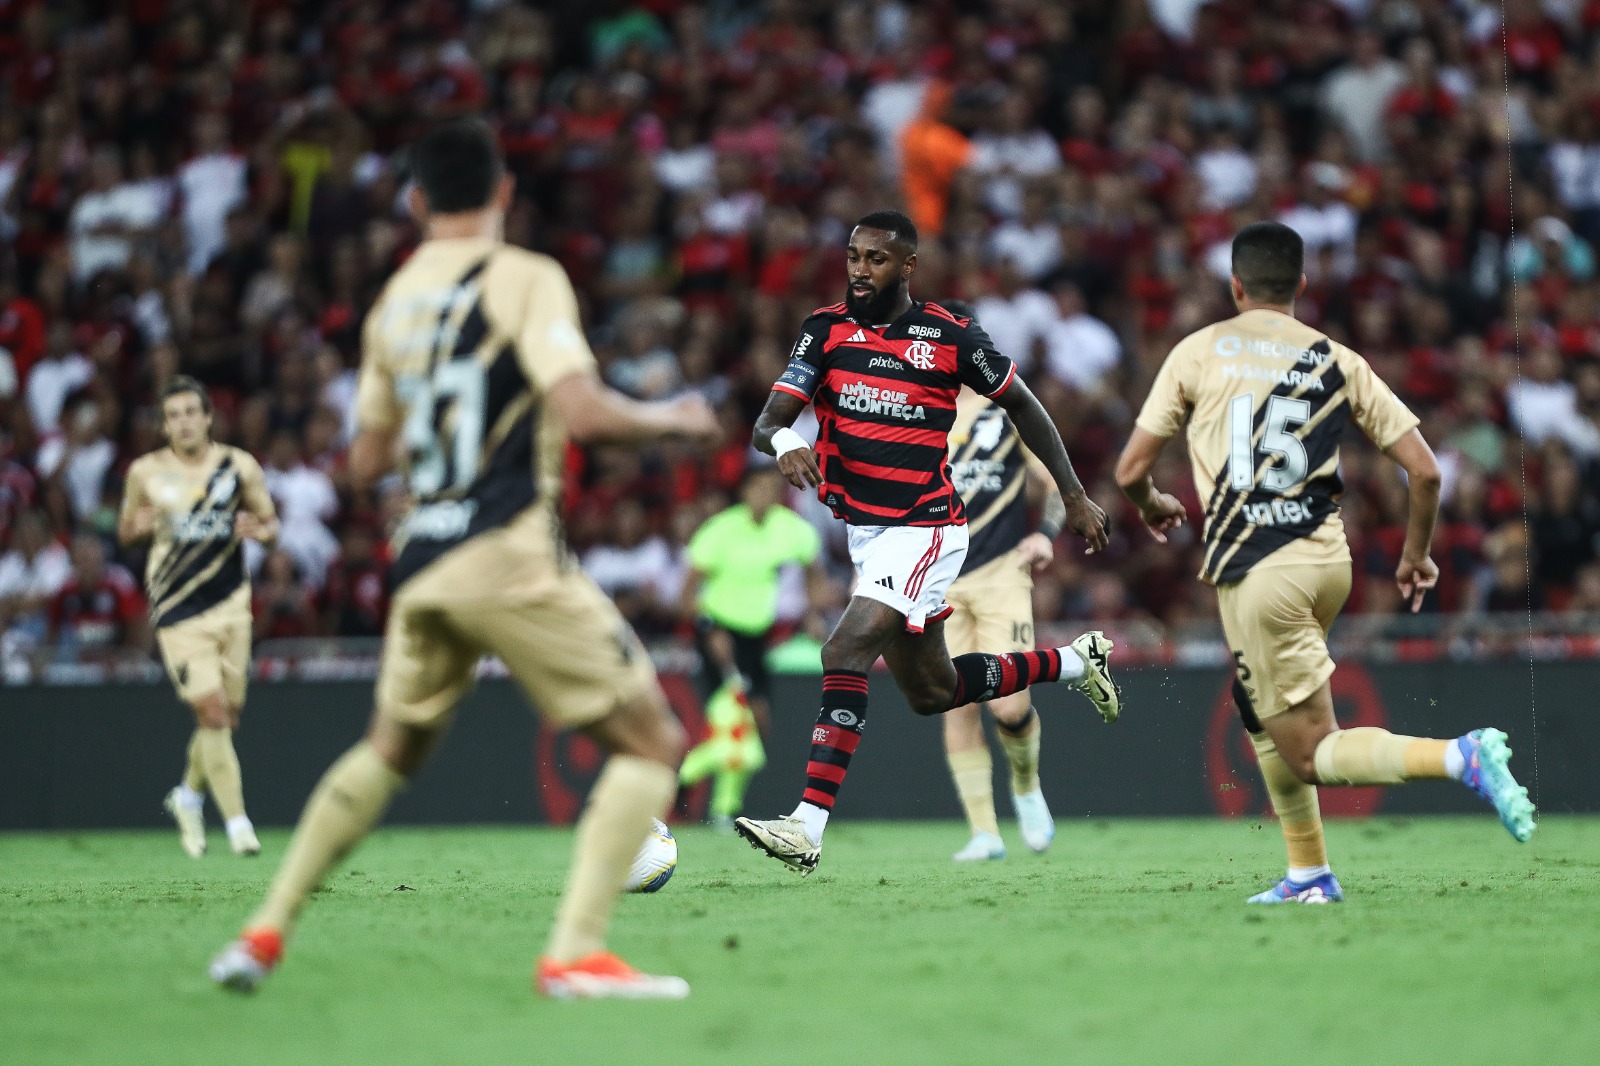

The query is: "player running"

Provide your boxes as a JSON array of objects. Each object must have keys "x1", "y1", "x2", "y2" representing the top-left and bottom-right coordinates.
[
  {"x1": 209, "y1": 119, "x2": 718, "y2": 998},
  {"x1": 734, "y1": 211, "x2": 1117, "y2": 877},
  {"x1": 120, "y1": 376, "x2": 279, "y2": 858},
  {"x1": 1115, "y1": 221, "x2": 1536, "y2": 904}
]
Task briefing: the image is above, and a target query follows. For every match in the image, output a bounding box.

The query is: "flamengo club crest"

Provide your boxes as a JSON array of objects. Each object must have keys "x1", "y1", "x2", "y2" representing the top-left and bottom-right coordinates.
[{"x1": 904, "y1": 339, "x2": 937, "y2": 370}]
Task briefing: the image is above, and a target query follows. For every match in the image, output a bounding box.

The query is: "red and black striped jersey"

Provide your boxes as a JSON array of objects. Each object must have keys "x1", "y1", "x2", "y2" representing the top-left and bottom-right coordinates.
[{"x1": 772, "y1": 300, "x2": 1017, "y2": 526}]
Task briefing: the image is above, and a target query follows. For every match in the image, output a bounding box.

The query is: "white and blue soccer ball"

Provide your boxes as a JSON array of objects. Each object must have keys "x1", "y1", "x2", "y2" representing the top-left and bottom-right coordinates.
[{"x1": 624, "y1": 818, "x2": 678, "y2": 893}]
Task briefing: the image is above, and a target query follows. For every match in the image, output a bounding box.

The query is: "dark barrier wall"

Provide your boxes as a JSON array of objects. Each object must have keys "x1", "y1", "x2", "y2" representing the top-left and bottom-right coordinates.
[{"x1": 0, "y1": 661, "x2": 1591, "y2": 830}]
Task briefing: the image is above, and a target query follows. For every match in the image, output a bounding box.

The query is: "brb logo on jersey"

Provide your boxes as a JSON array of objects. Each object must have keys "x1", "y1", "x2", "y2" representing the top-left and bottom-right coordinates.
[{"x1": 904, "y1": 339, "x2": 938, "y2": 370}]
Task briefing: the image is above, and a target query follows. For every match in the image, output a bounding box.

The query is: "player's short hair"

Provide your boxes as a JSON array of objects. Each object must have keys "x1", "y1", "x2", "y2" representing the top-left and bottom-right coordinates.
[
  {"x1": 940, "y1": 299, "x2": 977, "y2": 323},
  {"x1": 410, "y1": 118, "x2": 503, "y2": 214},
  {"x1": 853, "y1": 210, "x2": 918, "y2": 252},
  {"x1": 1231, "y1": 221, "x2": 1304, "y2": 303},
  {"x1": 160, "y1": 375, "x2": 212, "y2": 415}
]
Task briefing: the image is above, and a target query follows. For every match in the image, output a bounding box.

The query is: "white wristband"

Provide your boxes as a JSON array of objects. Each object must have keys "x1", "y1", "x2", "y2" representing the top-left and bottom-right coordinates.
[{"x1": 771, "y1": 427, "x2": 810, "y2": 457}]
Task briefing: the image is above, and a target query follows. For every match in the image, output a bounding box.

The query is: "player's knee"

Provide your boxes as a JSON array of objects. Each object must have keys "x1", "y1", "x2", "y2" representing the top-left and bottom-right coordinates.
[
  {"x1": 905, "y1": 682, "x2": 952, "y2": 717},
  {"x1": 191, "y1": 695, "x2": 230, "y2": 730},
  {"x1": 821, "y1": 632, "x2": 873, "y2": 673},
  {"x1": 1285, "y1": 748, "x2": 1319, "y2": 784}
]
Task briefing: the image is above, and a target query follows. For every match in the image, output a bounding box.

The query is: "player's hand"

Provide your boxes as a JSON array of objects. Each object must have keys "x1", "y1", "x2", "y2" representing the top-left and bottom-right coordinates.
[
  {"x1": 233, "y1": 512, "x2": 268, "y2": 542},
  {"x1": 1395, "y1": 553, "x2": 1439, "y2": 613},
  {"x1": 1138, "y1": 492, "x2": 1188, "y2": 544},
  {"x1": 1015, "y1": 532, "x2": 1055, "y2": 572},
  {"x1": 669, "y1": 393, "x2": 722, "y2": 446},
  {"x1": 127, "y1": 505, "x2": 158, "y2": 539},
  {"x1": 777, "y1": 446, "x2": 823, "y2": 490},
  {"x1": 1064, "y1": 492, "x2": 1109, "y2": 555}
]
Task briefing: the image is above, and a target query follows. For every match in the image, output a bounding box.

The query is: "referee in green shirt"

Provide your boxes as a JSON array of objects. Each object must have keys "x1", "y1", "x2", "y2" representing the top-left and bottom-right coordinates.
[{"x1": 683, "y1": 465, "x2": 824, "y2": 729}]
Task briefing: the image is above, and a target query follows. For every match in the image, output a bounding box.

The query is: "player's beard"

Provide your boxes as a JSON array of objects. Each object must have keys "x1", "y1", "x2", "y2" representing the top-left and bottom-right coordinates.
[{"x1": 845, "y1": 281, "x2": 901, "y2": 324}]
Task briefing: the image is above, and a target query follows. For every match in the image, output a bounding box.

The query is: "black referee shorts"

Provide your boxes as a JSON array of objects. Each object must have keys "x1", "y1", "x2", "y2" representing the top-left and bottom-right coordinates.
[{"x1": 694, "y1": 618, "x2": 773, "y2": 703}]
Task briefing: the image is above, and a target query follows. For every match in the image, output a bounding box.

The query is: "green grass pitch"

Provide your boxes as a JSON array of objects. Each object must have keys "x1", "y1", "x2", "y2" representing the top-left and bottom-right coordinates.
[{"x1": 3, "y1": 817, "x2": 1596, "y2": 1066}]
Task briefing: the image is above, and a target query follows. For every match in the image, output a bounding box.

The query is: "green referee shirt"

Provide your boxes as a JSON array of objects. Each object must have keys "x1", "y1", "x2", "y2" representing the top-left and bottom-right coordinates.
[{"x1": 688, "y1": 503, "x2": 821, "y2": 636}]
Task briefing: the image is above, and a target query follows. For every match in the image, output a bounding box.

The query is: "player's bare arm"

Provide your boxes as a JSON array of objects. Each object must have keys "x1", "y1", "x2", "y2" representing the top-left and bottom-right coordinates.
[
  {"x1": 753, "y1": 388, "x2": 822, "y2": 489},
  {"x1": 234, "y1": 462, "x2": 280, "y2": 546},
  {"x1": 991, "y1": 378, "x2": 1108, "y2": 554},
  {"x1": 1016, "y1": 463, "x2": 1064, "y2": 571},
  {"x1": 549, "y1": 371, "x2": 720, "y2": 447},
  {"x1": 117, "y1": 465, "x2": 158, "y2": 545},
  {"x1": 1383, "y1": 427, "x2": 1442, "y2": 613},
  {"x1": 1113, "y1": 427, "x2": 1188, "y2": 544}
]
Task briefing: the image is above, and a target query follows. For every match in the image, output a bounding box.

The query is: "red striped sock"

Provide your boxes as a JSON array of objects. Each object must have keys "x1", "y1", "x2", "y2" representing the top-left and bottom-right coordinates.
[
  {"x1": 949, "y1": 650, "x2": 1064, "y2": 708},
  {"x1": 802, "y1": 670, "x2": 869, "y2": 811}
]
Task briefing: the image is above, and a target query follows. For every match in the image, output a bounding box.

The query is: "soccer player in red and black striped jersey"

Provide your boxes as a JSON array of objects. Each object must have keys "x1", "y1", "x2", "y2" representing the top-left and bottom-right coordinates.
[{"x1": 733, "y1": 211, "x2": 1120, "y2": 876}]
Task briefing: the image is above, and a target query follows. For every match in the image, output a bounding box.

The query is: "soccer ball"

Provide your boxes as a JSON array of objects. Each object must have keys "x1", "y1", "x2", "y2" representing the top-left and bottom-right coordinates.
[{"x1": 624, "y1": 819, "x2": 678, "y2": 893}]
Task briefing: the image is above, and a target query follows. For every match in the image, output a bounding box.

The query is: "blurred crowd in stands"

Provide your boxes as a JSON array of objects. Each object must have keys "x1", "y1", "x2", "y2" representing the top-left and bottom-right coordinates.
[{"x1": 6, "y1": 0, "x2": 1600, "y2": 669}]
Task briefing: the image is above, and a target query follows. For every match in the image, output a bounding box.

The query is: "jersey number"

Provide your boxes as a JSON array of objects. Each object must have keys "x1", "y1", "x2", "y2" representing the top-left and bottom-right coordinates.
[
  {"x1": 398, "y1": 360, "x2": 487, "y2": 497},
  {"x1": 1228, "y1": 393, "x2": 1310, "y2": 492}
]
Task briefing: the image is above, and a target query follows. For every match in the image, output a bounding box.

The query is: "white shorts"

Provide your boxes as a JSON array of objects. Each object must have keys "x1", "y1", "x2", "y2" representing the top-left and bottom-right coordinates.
[{"x1": 847, "y1": 523, "x2": 969, "y2": 633}]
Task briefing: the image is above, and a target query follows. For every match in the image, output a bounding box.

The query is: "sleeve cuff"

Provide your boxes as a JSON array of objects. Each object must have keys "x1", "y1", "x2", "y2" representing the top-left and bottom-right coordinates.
[
  {"x1": 985, "y1": 363, "x2": 1017, "y2": 398},
  {"x1": 771, "y1": 382, "x2": 814, "y2": 402}
]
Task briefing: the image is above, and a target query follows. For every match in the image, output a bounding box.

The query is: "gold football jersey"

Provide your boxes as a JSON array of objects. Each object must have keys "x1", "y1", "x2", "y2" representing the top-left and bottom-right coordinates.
[
  {"x1": 1135, "y1": 308, "x2": 1418, "y2": 585},
  {"x1": 122, "y1": 443, "x2": 274, "y2": 626},
  {"x1": 356, "y1": 237, "x2": 596, "y2": 588}
]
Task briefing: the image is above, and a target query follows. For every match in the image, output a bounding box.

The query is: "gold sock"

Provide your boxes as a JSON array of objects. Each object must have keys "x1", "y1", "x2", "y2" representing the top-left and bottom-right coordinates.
[
  {"x1": 248, "y1": 742, "x2": 404, "y2": 934},
  {"x1": 1250, "y1": 733, "x2": 1326, "y2": 869},
  {"x1": 997, "y1": 713, "x2": 1041, "y2": 795},
  {"x1": 1313, "y1": 728, "x2": 1451, "y2": 785},
  {"x1": 183, "y1": 730, "x2": 206, "y2": 792},
  {"x1": 947, "y1": 747, "x2": 1000, "y2": 838},
  {"x1": 196, "y1": 728, "x2": 246, "y2": 820},
  {"x1": 545, "y1": 755, "x2": 677, "y2": 963}
]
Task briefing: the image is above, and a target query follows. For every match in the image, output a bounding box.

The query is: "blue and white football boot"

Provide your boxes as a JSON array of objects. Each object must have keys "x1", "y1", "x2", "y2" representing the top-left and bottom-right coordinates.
[{"x1": 1246, "y1": 871, "x2": 1344, "y2": 905}]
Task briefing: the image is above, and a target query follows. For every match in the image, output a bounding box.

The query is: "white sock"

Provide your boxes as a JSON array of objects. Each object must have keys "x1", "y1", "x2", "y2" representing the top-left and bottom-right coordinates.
[
  {"x1": 1055, "y1": 647, "x2": 1087, "y2": 683},
  {"x1": 793, "y1": 801, "x2": 829, "y2": 840},
  {"x1": 1444, "y1": 741, "x2": 1466, "y2": 780},
  {"x1": 174, "y1": 784, "x2": 205, "y2": 811},
  {"x1": 1288, "y1": 864, "x2": 1331, "y2": 883},
  {"x1": 225, "y1": 815, "x2": 255, "y2": 838}
]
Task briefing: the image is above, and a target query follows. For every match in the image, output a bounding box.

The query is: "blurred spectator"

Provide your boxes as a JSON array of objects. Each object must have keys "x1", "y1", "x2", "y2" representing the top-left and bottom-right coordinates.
[
  {"x1": 47, "y1": 532, "x2": 146, "y2": 661},
  {"x1": 0, "y1": 509, "x2": 70, "y2": 656},
  {"x1": 253, "y1": 549, "x2": 318, "y2": 640},
  {"x1": 25, "y1": 323, "x2": 93, "y2": 437},
  {"x1": 1321, "y1": 30, "x2": 1405, "y2": 163},
  {"x1": 177, "y1": 114, "x2": 248, "y2": 275},
  {"x1": 1531, "y1": 449, "x2": 1600, "y2": 596},
  {"x1": 320, "y1": 525, "x2": 389, "y2": 638},
  {"x1": 1508, "y1": 345, "x2": 1600, "y2": 455},
  {"x1": 262, "y1": 430, "x2": 339, "y2": 586},
  {"x1": 35, "y1": 398, "x2": 116, "y2": 525},
  {"x1": 1042, "y1": 279, "x2": 1121, "y2": 395},
  {"x1": 973, "y1": 260, "x2": 1055, "y2": 373}
]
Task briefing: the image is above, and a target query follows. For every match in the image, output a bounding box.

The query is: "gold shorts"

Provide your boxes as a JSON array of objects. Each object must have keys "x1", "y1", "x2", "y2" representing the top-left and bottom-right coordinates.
[
  {"x1": 156, "y1": 586, "x2": 253, "y2": 707},
  {"x1": 943, "y1": 548, "x2": 1035, "y2": 657},
  {"x1": 1216, "y1": 562, "x2": 1351, "y2": 721},
  {"x1": 376, "y1": 508, "x2": 659, "y2": 731}
]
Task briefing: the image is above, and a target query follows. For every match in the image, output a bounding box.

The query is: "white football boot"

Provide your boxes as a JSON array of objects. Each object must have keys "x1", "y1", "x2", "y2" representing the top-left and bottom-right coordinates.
[
  {"x1": 952, "y1": 831, "x2": 1006, "y2": 862},
  {"x1": 1011, "y1": 789, "x2": 1056, "y2": 853},
  {"x1": 227, "y1": 817, "x2": 261, "y2": 856},
  {"x1": 163, "y1": 787, "x2": 207, "y2": 858},
  {"x1": 1067, "y1": 631, "x2": 1120, "y2": 722},
  {"x1": 537, "y1": 953, "x2": 690, "y2": 1000},
  {"x1": 734, "y1": 814, "x2": 822, "y2": 876}
]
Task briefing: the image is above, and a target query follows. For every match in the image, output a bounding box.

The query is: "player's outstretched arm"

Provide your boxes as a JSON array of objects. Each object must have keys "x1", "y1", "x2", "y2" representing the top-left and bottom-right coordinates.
[
  {"x1": 1115, "y1": 427, "x2": 1187, "y2": 544},
  {"x1": 547, "y1": 371, "x2": 721, "y2": 447},
  {"x1": 1383, "y1": 427, "x2": 1442, "y2": 613},
  {"x1": 753, "y1": 389, "x2": 822, "y2": 489},
  {"x1": 993, "y1": 377, "x2": 1108, "y2": 553}
]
